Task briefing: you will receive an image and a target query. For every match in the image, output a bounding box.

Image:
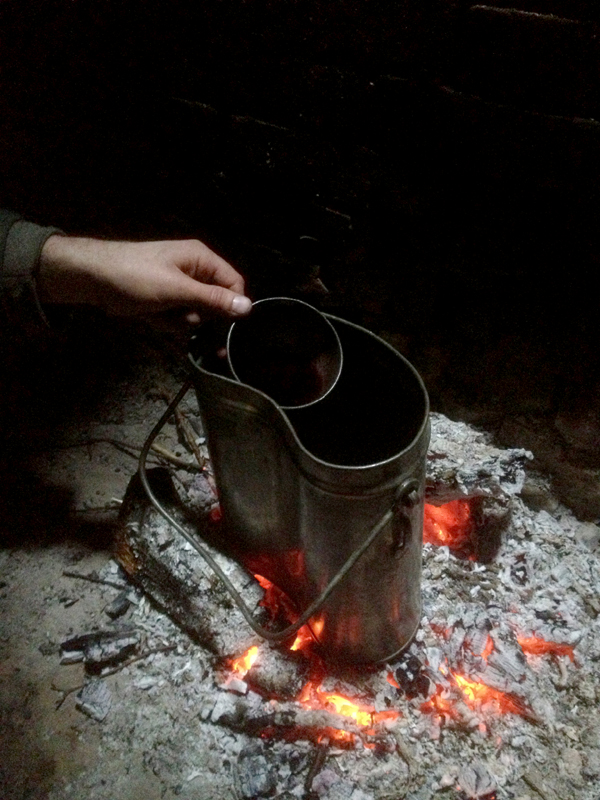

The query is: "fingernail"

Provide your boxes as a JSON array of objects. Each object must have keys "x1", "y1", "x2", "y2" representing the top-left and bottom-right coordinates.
[{"x1": 231, "y1": 295, "x2": 252, "y2": 315}]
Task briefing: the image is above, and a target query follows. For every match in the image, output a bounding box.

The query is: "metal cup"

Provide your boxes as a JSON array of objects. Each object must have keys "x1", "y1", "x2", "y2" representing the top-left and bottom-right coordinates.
[{"x1": 226, "y1": 297, "x2": 343, "y2": 409}]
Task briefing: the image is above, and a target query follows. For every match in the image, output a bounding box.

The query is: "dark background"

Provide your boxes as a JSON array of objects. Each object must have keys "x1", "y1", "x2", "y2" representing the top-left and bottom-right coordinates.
[{"x1": 1, "y1": 0, "x2": 600, "y2": 438}]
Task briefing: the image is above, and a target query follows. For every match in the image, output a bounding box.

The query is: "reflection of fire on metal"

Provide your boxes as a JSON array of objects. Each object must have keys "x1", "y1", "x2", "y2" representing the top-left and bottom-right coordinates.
[{"x1": 423, "y1": 500, "x2": 474, "y2": 554}]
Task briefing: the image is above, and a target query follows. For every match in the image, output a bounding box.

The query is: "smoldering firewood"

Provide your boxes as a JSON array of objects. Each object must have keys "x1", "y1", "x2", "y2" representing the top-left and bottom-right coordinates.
[
  {"x1": 208, "y1": 688, "x2": 366, "y2": 740},
  {"x1": 60, "y1": 628, "x2": 140, "y2": 670},
  {"x1": 246, "y1": 644, "x2": 310, "y2": 700},
  {"x1": 460, "y1": 633, "x2": 528, "y2": 691},
  {"x1": 114, "y1": 469, "x2": 263, "y2": 658},
  {"x1": 390, "y1": 725, "x2": 418, "y2": 776},
  {"x1": 485, "y1": 642, "x2": 528, "y2": 685}
]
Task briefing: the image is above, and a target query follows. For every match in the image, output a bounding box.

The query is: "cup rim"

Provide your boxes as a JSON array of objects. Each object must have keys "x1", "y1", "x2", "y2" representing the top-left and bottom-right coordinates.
[{"x1": 226, "y1": 296, "x2": 344, "y2": 409}]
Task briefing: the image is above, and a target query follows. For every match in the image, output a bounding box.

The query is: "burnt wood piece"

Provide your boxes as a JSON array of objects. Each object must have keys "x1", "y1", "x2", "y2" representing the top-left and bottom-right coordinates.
[
  {"x1": 60, "y1": 628, "x2": 140, "y2": 671},
  {"x1": 245, "y1": 644, "x2": 310, "y2": 701},
  {"x1": 114, "y1": 468, "x2": 263, "y2": 658}
]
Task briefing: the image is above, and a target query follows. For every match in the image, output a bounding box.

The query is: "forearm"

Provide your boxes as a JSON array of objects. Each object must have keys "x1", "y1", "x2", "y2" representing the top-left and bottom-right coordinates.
[
  {"x1": 2, "y1": 214, "x2": 251, "y2": 332},
  {"x1": 38, "y1": 234, "x2": 251, "y2": 321},
  {"x1": 38, "y1": 234, "x2": 104, "y2": 306},
  {"x1": 0, "y1": 212, "x2": 63, "y2": 337}
]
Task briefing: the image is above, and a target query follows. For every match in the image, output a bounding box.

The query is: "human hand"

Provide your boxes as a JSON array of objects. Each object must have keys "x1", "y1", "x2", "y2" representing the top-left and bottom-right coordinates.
[{"x1": 38, "y1": 236, "x2": 251, "y2": 326}]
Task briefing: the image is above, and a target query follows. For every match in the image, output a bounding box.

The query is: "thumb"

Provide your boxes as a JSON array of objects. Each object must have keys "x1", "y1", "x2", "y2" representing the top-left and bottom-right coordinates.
[{"x1": 174, "y1": 274, "x2": 252, "y2": 318}]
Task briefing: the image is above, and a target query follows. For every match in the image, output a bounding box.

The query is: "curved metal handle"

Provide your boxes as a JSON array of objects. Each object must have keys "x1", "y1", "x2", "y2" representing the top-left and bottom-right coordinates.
[
  {"x1": 139, "y1": 381, "x2": 405, "y2": 645},
  {"x1": 391, "y1": 478, "x2": 421, "y2": 554}
]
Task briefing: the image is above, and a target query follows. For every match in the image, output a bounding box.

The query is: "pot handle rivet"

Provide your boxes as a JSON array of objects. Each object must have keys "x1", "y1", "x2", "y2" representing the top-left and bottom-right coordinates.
[{"x1": 396, "y1": 478, "x2": 421, "y2": 509}]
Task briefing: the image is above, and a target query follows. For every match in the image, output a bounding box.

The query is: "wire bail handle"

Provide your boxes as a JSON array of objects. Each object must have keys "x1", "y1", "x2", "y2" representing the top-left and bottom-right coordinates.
[{"x1": 139, "y1": 381, "x2": 420, "y2": 644}]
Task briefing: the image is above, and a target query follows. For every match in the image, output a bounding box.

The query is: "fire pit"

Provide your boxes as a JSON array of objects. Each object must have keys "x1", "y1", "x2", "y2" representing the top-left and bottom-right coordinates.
[{"x1": 68, "y1": 408, "x2": 598, "y2": 800}]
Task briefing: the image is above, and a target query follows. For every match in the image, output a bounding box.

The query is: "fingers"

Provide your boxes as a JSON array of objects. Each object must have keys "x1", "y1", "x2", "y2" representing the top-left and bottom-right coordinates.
[
  {"x1": 167, "y1": 269, "x2": 252, "y2": 319},
  {"x1": 181, "y1": 240, "x2": 246, "y2": 295}
]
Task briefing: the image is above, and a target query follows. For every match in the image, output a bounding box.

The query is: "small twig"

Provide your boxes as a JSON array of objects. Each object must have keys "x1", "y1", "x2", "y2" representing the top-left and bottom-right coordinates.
[
  {"x1": 392, "y1": 725, "x2": 418, "y2": 777},
  {"x1": 71, "y1": 502, "x2": 122, "y2": 515},
  {"x1": 43, "y1": 436, "x2": 200, "y2": 471},
  {"x1": 552, "y1": 653, "x2": 570, "y2": 688},
  {"x1": 98, "y1": 644, "x2": 177, "y2": 678},
  {"x1": 230, "y1": 761, "x2": 244, "y2": 800},
  {"x1": 62, "y1": 570, "x2": 126, "y2": 590},
  {"x1": 304, "y1": 737, "x2": 330, "y2": 796},
  {"x1": 157, "y1": 386, "x2": 206, "y2": 469},
  {"x1": 150, "y1": 442, "x2": 201, "y2": 471}
]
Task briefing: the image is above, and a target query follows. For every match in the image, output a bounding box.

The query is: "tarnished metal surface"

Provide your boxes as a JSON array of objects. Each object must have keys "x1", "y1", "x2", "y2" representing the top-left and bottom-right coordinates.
[{"x1": 189, "y1": 315, "x2": 430, "y2": 664}]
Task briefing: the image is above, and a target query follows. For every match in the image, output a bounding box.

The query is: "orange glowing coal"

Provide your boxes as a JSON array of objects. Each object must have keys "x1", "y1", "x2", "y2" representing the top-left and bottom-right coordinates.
[
  {"x1": 231, "y1": 645, "x2": 259, "y2": 677},
  {"x1": 481, "y1": 635, "x2": 494, "y2": 663},
  {"x1": 387, "y1": 672, "x2": 401, "y2": 690},
  {"x1": 254, "y1": 574, "x2": 299, "y2": 624},
  {"x1": 422, "y1": 669, "x2": 532, "y2": 720},
  {"x1": 298, "y1": 681, "x2": 399, "y2": 729},
  {"x1": 452, "y1": 673, "x2": 528, "y2": 716},
  {"x1": 423, "y1": 500, "x2": 473, "y2": 551},
  {"x1": 421, "y1": 690, "x2": 462, "y2": 720},
  {"x1": 253, "y1": 570, "x2": 326, "y2": 654},
  {"x1": 290, "y1": 625, "x2": 314, "y2": 652},
  {"x1": 517, "y1": 634, "x2": 575, "y2": 663},
  {"x1": 290, "y1": 616, "x2": 324, "y2": 652},
  {"x1": 323, "y1": 729, "x2": 355, "y2": 746}
]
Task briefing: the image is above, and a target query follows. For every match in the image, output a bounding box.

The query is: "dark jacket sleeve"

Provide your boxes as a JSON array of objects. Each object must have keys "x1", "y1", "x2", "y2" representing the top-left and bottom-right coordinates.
[{"x1": 0, "y1": 209, "x2": 63, "y2": 338}]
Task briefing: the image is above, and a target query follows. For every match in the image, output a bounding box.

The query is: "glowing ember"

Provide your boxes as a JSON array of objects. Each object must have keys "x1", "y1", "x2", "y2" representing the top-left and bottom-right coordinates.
[
  {"x1": 290, "y1": 616, "x2": 324, "y2": 652},
  {"x1": 208, "y1": 505, "x2": 222, "y2": 523},
  {"x1": 421, "y1": 690, "x2": 462, "y2": 720},
  {"x1": 452, "y1": 673, "x2": 531, "y2": 718},
  {"x1": 231, "y1": 645, "x2": 258, "y2": 677},
  {"x1": 298, "y1": 681, "x2": 399, "y2": 729},
  {"x1": 254, "y1": 574, "x2": 299, "y2": 623},
  {"x1": 387, "y1": 672, "x2": 401, "y2": 689},
  {"x1": 517, "y1": 634, "x2": 575, "y2": 663},
  {"x1": 290, "y1": 625, "x2": 314, "y2": 651},
  {"x1": 421, "y1": 664, "x2": 533, "y2": 721},
  {"x1": 323, "y1": 728, "x2": 355, "y2": 746},
  {"x1": 481, "y1": 635, "x2": 494, "y2": 663},
  {"x1": 423, "y1": 500, "x2": 473, "y2": 551}
]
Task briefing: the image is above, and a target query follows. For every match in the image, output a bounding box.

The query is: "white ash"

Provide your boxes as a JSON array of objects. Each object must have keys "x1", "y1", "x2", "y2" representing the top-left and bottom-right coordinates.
[
  {"x1": 427, "y1": 412, "x2": 531, "y2": 503},
  {"x1": 48, "y1": 413, "x2": 600, "y2": 800},
  {"x1": 76, "y1": 680, "x2": 112, "y2": 722}
]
